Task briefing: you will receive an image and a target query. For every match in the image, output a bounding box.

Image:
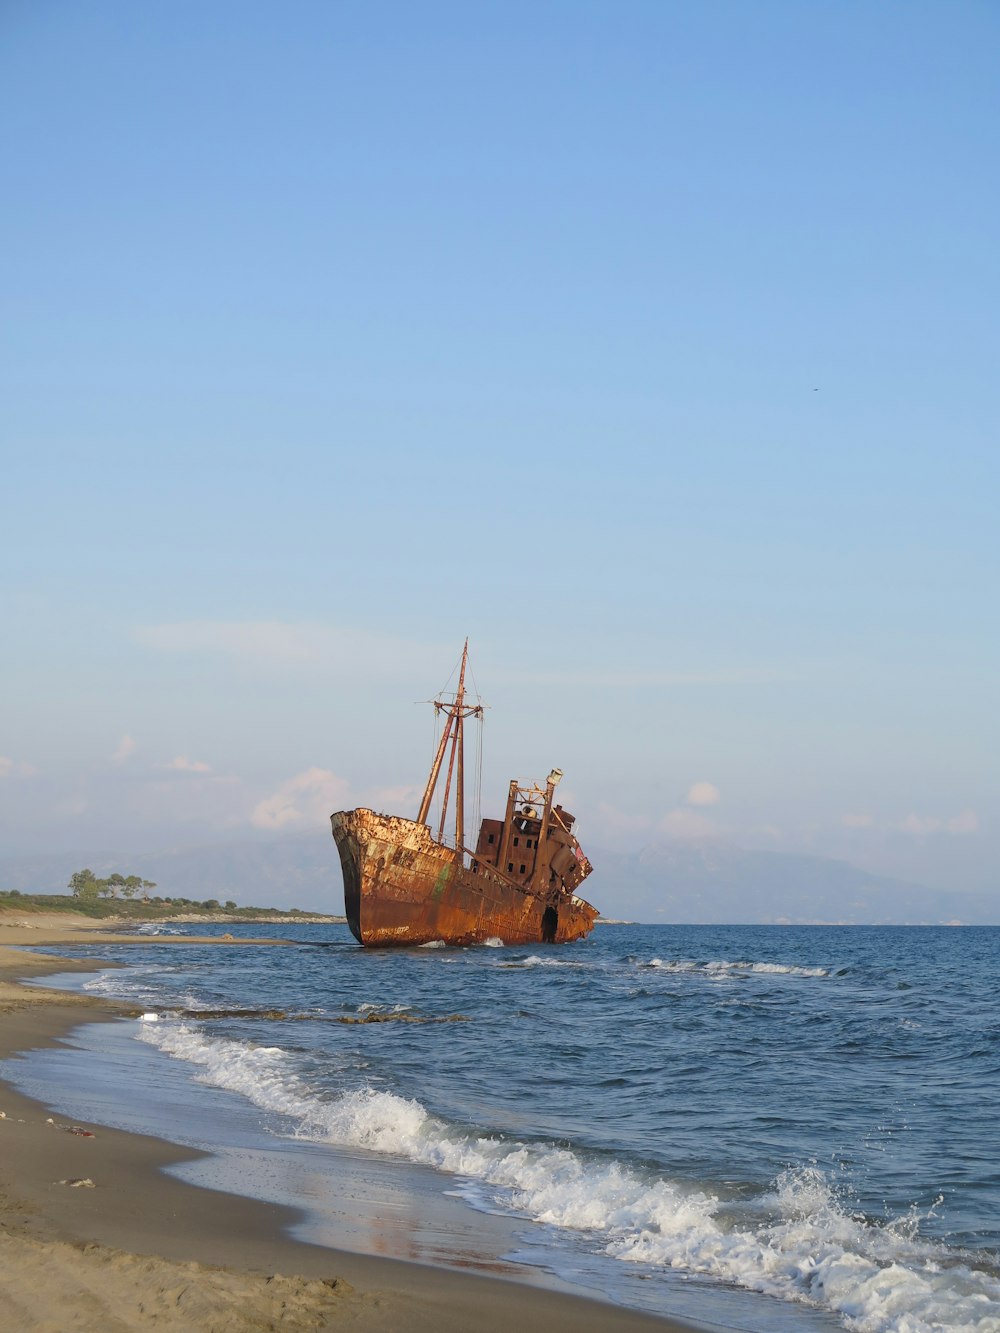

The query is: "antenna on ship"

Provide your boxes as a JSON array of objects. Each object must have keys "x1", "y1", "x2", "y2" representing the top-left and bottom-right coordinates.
[{"x1": 416, "y1": 640, "x2": 484, "y2": 855}]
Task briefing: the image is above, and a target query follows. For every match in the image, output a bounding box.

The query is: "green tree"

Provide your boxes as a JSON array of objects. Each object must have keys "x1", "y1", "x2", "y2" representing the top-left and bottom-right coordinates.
[
  {"x1": 107, "y1": 873, "x2": 126, "y2": 899},
  {"x1": 68, "y1": 869, "x2": 101, "y2": 901},
  {"x1": 123, "y1": 875, "x2": 142, "y2": 899},
  {"x1": 141, "y1": 880, "x2": 156, "y2": 900},
  {"x1": 223, "y1": 900, "x2": 237, "y2": 912}
]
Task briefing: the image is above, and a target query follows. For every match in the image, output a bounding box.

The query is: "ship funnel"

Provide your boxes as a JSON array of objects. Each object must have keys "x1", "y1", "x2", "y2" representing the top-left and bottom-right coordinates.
[{"x1": 547, "y1": 768, "x2": 563, "y2": 787}]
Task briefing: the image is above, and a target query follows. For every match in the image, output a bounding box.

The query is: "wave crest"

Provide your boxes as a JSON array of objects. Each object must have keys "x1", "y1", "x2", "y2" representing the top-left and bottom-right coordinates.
[{"x1": 137, "y1": 1022, "x2": 998, "y2": 1332}]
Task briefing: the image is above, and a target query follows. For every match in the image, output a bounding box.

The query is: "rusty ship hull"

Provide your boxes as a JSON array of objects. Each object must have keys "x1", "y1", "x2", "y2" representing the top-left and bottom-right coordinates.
[{"x1": 331, "y1": 808, "x2": 599, "y2": 947}]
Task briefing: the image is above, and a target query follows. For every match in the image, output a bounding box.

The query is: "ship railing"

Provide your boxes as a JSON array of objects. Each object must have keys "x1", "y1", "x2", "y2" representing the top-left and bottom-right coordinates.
[
  {"x1": 433, "y1": 831, "x2": 477, "y2": 871},
  {"x1": 429, "y1": 829, "x2": 539, "y2": 898}
]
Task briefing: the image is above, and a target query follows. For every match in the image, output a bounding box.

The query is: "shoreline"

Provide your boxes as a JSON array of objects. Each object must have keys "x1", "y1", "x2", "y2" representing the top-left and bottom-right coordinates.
[{"x1": 0, "y1": 915, "x2": 707, "y2": 1332}]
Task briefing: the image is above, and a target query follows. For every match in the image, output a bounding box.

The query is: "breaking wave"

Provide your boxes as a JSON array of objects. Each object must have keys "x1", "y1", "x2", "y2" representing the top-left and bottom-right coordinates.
[
  {"x1": 645, "y1": 958, "x2": 829, "y2": 978},
  {"x1": 137, "y1": 1021, "x2": 999, "y2": 1332},
  {"x1": 498, "y1": 955, "x2": 593, "y2": 969}
]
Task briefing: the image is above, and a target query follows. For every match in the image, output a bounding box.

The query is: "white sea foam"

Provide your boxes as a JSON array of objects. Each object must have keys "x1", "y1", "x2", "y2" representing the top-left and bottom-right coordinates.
[
  {"x1": 419, "y1": 940, "x2": 447, "y2": 949},
  {"x1": 82, "y1": 967, "x2": 200, "y2": 1010},
  {"x1": 83, "y1": 966, "x2": 161, "y2": 994},
  {"x1": 483, "y1": 937, "x2": 504, "y2": 948},
  {"x1": 137, "y1": 1021, "x2": 1000, "y2": 1332},
  {"x1": 510, "y1": 955, "x2": 585, "y2": 968},
  {"x1": 646, "y1": 958, "x2": 829, "y2": 979}
]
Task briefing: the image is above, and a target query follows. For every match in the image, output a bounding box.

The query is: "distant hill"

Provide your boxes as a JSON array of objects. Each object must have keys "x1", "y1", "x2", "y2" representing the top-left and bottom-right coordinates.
[
  {"x1": 1, "y1": 832, "x2": 996, "y2": 924},
  {"x1": 0, "y1": 834, "x2": 340, "y2": 913},
  {"x1": 593, "y1": 839, "x2": 997, "y2": 924}
]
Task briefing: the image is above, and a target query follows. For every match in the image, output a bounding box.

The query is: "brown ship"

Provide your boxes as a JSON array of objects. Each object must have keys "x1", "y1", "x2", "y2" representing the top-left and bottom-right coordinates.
[{"x1": 331, "y1": 642, "x2": 598, "y2": 947}]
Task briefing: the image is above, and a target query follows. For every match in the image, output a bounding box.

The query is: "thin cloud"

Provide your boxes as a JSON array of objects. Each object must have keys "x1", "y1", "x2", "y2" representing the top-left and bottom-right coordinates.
[
  {"x1": 898, "y1": 813, "x2": 942, "y2": 835},
  {"x1": 842, "y1": 813, "x2": 875, "y2": 828},
  {"x1": 658, "y1": 807, "x2": 716, "y2": 840},
  {"x1": 498, "y1": 667, "x2": 800, "y2": 688},
  {"x1": 161, "y1": 756, "x2": 213, "y2": 773},
  {"x1": 138, "y1": 621, "x2": 318, "y2": 662},
  {"x1": 133, "y1": 623, "x2": 798, "y2": 695},
  {"x1": 594, "y1": 802, "x2": 653, "y2": 837},
  {"x1": 895, "y1": 810, "x2": 979, "y2": 837},
  {"x1": 366, "y1": 783, "x2": 422, "y2": 815},
  {"x1": 251, "y1": 767, "x2": 352, "y2": 830},
  {"x1": 947, "y1": 810, "x2": 979, "y2": 835},
  {"x1": 135, "y1": 620, "x2": 449, "y2": 675},
  {"x1": 57, "y1": 796, "x2": 89, "y2": 818},
  {"x1": 111, "y1": 734, "x2": 136, "y2": 763}
]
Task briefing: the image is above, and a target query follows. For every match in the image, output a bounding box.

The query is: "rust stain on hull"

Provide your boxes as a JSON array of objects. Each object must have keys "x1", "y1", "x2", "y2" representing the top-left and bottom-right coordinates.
[{"x1": 331, "y1": 809, "x2": 598, "y2": 947}]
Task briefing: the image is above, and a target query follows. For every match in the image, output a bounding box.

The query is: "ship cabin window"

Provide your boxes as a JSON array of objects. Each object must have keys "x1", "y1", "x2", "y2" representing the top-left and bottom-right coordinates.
[
  {"x1": 519, "y1": 863, "x2": 526, "y2": 874},
  {"x1": 487, "y1": 833, "x2": 495, "y2": 844},
  {"x1": 507, "y1": 862, "x2": 514, "y2": 873},
  {"x1": 513, "y1": 836, "x2": 519, "y2": 846}
]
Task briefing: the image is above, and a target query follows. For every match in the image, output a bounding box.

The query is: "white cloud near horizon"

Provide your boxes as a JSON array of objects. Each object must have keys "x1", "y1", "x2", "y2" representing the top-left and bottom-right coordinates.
[
  {"x1": 134, "y1": 621, "x2": 797, "y2": 691},
  {"x1": 251, "y1": 767, "x2": 351, "y2": 830},
  {"x1": 135, "y1": 620, "x2": 450, "y2": 675},
  {"x1": 897, "y1": 810, "x2": 979, "y2": 836},
  {"x1": 842, "y1": 810, "x2": 979, "y2": 837},
  {"x1": 161, "y1": 756, "x2": 213, "y2": 773},
  {"x1": 686, "y1": 781, "x2": 720, "y2": 807},
  {"x1": 947, "y1": 810, "x2": 979, "y2": 835},
  {"x1": 111, "y1": 734, "x2": 136, "y2": 763},
  {"x1": 640, "y1": 780, "x2": 723, "y2": 840},
  {"x1": 594, "y1": 802, "x2": 653, "y2": 837},
  {"x1": 365, "y1": 783, "x2": 422, "y2": 815},
  {"x1": 658, "y1": 807, "x2": 716, "y2": 839},
  {"x1": 499, "y1": 666, "x2": 799, "y2": 688}
]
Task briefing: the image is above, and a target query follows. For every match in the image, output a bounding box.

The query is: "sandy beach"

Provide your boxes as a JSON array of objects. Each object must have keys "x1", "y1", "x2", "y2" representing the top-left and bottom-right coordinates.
[{"x1": 0, "y1": 913, "x2": 704, "y2": 1332}]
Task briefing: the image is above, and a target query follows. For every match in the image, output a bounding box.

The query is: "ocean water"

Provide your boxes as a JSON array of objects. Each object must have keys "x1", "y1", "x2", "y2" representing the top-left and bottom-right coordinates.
[{"x1": 7, "y1": 923, "x2": 1000, "y2": 1332}]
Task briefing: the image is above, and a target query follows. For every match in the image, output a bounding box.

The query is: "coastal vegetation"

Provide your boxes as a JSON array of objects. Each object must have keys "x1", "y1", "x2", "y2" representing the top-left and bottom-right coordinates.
[
  {"x1": 68, "y1": 868, "x2": 159, "y2": 902},
  {"x1": 0, "y1": 889, "x2": 340, "y2": 923}
]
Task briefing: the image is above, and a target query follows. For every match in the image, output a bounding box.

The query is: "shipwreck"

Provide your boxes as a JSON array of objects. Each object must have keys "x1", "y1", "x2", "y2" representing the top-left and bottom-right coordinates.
[{"x1": 331, "y1": 642, "x2": 598, "y2": 947}]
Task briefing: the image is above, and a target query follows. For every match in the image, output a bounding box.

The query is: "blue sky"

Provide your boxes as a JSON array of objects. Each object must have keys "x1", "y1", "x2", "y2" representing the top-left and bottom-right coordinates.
[{"x1": 2, "y1": 2, "x2": 997, "y2": 894}]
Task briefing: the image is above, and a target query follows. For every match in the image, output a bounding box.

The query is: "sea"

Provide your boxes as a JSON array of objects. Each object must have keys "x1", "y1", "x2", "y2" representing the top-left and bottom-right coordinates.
[{"x1": 5, "y1": 922, "x2": 999, "y2": 1333}]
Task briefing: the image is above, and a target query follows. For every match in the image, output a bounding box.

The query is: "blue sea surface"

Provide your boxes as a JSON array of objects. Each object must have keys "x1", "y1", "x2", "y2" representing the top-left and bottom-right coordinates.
[{"x1": 7, "y1": 923, "x2": 1000, "y2": 1332}]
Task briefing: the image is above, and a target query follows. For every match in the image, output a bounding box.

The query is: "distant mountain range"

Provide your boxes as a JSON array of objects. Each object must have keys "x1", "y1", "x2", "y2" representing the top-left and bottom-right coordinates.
[
  {"x1": 2, "y1": 830, "x2": 995, "y2": 925},
  {"x1": 0, "y1": 836, "x2": 338, "y2": 913},
  {"x1": 593, "y1": 840, "x2": 997, "y2": 925}
]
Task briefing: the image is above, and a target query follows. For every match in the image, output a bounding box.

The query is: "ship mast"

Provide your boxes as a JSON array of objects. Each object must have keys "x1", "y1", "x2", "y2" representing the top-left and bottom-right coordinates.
[{"x1": 416, "y1": 640, "x2": 484, "y2": 852}]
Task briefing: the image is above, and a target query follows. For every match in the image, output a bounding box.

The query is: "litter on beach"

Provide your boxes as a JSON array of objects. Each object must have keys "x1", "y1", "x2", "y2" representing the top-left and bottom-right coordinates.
[{"x1": 46, "y1": 1117, "x2": 95, "y2": 1137}]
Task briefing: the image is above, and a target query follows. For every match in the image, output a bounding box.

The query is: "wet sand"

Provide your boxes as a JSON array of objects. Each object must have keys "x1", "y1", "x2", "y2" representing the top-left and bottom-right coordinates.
[{"x1": 0, "y1": 913, "x2": 706, "y2": 1331}]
